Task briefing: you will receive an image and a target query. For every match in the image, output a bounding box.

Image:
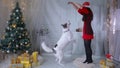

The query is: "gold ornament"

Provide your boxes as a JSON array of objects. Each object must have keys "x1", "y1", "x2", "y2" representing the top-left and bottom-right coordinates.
[{"x1": 12, "y1": 23, "x2": 16, "y2": 28}]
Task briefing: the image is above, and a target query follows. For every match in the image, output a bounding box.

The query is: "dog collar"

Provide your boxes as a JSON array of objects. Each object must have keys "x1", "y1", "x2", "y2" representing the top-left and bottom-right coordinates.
[{"x1": 63, "y1": 29, "x2": 69, "y2": 33}]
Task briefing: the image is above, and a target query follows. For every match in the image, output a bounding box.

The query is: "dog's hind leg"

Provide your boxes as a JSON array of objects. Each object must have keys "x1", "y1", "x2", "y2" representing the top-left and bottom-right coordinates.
[{"x1": 58, "y1": 51, "x2": 64, "y2": 66}]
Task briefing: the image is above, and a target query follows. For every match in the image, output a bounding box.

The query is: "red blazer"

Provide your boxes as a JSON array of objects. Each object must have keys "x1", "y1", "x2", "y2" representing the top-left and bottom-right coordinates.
[{"x1": 78, "y1": 7, "x2": 94, "y2": 40}]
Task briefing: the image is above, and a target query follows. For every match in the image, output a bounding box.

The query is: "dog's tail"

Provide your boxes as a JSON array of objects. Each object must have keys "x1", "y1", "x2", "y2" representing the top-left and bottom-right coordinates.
[{"x1": 41, "y1": 42, "x2": 53, "y2": 53}]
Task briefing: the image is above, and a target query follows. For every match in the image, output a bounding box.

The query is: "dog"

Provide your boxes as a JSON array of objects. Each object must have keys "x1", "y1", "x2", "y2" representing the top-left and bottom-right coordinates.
[{"x1": 41, "y1": 22, "x2": 75, "y2": 65}]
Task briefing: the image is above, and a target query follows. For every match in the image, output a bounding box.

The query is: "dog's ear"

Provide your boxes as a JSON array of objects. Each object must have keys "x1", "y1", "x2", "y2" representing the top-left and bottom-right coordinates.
[
  {"x1": 61, "y1": 24, "x2": 64, "y2": 26},
  {"x1": 68, "y1": 23, "x2": 71, "y2": 25}
]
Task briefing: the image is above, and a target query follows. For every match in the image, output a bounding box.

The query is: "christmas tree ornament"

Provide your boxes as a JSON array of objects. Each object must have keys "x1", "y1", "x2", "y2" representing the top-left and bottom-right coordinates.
[
  {"x1": 26, "y1": 50, "x2": 28, "y2": 53},
  {"x1": 12, "y1": 23, "x2": 16, "y2": 28},
  {"x1": 19, "y1": 36, "x2": 21, "y2": 38},
  {"x1": 16, "y1": 9, "x2": 19, "y2": 12},
  {"x1": 11, "y1": 34, "x2": 14, "y2": 37},
  {"x1": 20, "y1": 43, "x2": 23, "y2": 45},
  {"x1": 16, "y1": 45, "x2": 19, "y2": 48},
  {"x1": 7, "y1": 50, "x2": 10, "y2": 53},
  {"x1": 16, "y1": 17, "x2": 19, "y2": 19},
  {"x1": 25, "y1": 42, "x2": 27, "y2": 44}
]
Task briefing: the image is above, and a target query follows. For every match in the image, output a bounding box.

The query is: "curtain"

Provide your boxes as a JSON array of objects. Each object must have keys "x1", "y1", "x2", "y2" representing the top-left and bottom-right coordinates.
[
  {"x1": 0, "y1": 0, "x2": 107, "y2": 57},
  {"x1": 106, "y1": 0, "x2": 120, "y2": 61}
]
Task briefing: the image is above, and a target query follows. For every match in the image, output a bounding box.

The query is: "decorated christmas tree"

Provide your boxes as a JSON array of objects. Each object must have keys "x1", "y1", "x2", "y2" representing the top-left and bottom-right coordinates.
[{"x1": 0, "y1": 2, "x2": 31, "y2": 53}]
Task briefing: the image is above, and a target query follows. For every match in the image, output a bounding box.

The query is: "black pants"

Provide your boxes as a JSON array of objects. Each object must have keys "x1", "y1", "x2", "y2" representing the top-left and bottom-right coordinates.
[{"x1": 84, "y1": 39, "x2": 92, "y2": 61}]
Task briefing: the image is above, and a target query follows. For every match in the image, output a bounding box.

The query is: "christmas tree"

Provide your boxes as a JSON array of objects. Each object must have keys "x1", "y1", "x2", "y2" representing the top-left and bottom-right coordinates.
[{"x1": 0, "y1": 2, "x2": 31, "y2": 53}]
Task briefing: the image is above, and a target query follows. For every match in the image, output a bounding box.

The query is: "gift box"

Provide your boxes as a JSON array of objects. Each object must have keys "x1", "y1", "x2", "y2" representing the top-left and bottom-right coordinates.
[
  {"x1": 32, "y1": 51, "x2": 38, "y2": 63},
  {"x1": 106, "y1": 59, "x2": 115, "y2": 68},
  {"x1": 24, "y1": 63, "x2": 31, "y2": 68},
  {"x1": 11, "y1": 58, "x2": 17, "y2": 64},
  {"x1": 99, "y1": 59, "x2": 115, "y2": 68},
  {"x1": 99, "y1": 59, "x2": 106, "y2": 68},
  {"x1": 9, "y1": 51, "x2": 40, "y2": 68}
]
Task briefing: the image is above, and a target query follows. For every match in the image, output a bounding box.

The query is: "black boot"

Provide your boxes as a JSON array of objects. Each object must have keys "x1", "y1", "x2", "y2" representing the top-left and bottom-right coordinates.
[
  {"x1": 87, "y1": 54, "x2": 93, "y2": 64},
  {"x1": 83, "y1": 56, "x2": 93, "y2": 64},
  {"x1": 83, "y1": 59, "x2": 88, "y2": 63},
  {"x1": 83, "y1": 39, "x2": 93, "y2": 64}
]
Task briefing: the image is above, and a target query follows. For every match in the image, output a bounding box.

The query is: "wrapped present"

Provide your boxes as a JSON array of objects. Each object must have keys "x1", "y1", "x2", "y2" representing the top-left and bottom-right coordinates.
[
  {"x1": 11, "y1": 58, "x2": 17, "y2": 64},
  {"x1": 99, "y1": 59, "x2": 106, "y2": 68},
  {"x1": 17, "y1": 56, "x2": 22, "y2": 62},
  {"x1": 21, "y1": 60, "x2": 30, "y2": 64},
  {"x1": 106, "y1": 59, "x2": 115, "y2": 68},
  {"x1": 100, "y1": 59, "x2": 106, "y2": 65},
  {"x1": 16, "y1": 58, "x2": 21, "y2": 64},
  {"x1": 32, "y1": 51, "x2": 38, "y2": 63},
  {"x1": 21, "y1": 60, "x2": 31, "y2": 68},
  {"x1": 24, "y1": 63, "x2": 31, "y2": 68},
  {"x1": 22, "y1": 57, "x2": 30, "y2": 61},
  {"x1": 9, "y1": 51, "x2": 40, "y2": 68},
  {"x1": 99, "y1": 59, "x2": 115, "y2": 68}
]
